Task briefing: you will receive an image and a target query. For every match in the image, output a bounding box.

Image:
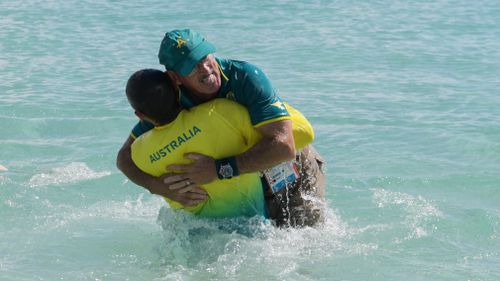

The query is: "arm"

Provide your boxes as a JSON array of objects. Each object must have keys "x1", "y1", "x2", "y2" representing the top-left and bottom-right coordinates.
[
  {"x1": 165, "y1": 119, "x2": 295, "y2": 187},
  {"x1": 116, "y1": 136, "x2": 208, "y2": 206},
  {"x1": 237, "y1": 119, "x2": 295, "y2": 173},
  {"x1": 165, "y1": 61, "x2": 296, "y2": 186}
]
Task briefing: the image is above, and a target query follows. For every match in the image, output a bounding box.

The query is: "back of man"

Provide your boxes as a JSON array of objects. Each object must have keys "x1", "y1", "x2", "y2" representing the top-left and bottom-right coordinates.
[{"x1": 131, "y1": 99, "x2": 266, "y2": 218}]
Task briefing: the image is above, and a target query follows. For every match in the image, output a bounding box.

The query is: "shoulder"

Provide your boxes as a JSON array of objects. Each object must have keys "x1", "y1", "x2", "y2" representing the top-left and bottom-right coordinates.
[
  {"x1": 218, "y1": 57, "x2": 274, "y2": 100},
  {"x1": 198, "y1": 98, "x2": 246, "y2": 114},
  {"x1": 219, "y1": 57, "x2": 266, "y2": 77},
  {"x1": 195, "y1": 98, "x2": 249, "y2": 126}
]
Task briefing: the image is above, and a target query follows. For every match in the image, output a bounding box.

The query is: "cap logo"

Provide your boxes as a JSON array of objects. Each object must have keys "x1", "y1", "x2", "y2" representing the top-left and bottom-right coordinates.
[{"x1": 176, "y1": 36, "x2": 187, "y2": 48}]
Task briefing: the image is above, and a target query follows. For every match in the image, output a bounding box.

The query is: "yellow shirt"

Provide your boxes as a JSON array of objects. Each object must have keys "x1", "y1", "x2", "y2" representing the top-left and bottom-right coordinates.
[{"x1": 131, "y1": 99, "x2": 313, "y2": 218}]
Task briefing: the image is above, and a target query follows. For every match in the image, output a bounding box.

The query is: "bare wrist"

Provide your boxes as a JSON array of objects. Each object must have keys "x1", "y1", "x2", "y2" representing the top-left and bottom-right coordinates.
[{"x1": 143, "y1": 176, "x2": 160, "y2": 194}]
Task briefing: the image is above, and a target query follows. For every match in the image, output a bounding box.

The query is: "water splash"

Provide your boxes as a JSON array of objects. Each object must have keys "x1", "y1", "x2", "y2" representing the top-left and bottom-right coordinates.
[
  {"x1": 152, "y1": 205, "x2": 373, "y2": 280},
  {"x1": 372, "y1": 188, "x2": 442, "y2": 240},
  {"x1": 31, "y1": 194, "x2": 163, "y2": 233},
  {"x1": 27, "y1": 162, "x2": 111, "y2": 187}
]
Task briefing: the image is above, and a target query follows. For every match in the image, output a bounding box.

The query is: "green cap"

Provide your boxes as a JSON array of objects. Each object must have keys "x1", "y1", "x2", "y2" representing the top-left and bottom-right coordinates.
[{"x1": 158, "y1": 29, "x2": 216, "y2": 76}]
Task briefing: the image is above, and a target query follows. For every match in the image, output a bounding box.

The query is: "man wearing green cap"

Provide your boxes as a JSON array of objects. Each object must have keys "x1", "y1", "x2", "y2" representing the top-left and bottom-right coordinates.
[{"x1": 117, "y1": 29, "x2": 325, "y2": 227}]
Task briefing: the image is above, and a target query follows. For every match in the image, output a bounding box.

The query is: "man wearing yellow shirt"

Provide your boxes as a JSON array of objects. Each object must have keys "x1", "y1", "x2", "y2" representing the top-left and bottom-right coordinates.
[{"x1": 126, "y1": 69, "x2": 324, "y2": 225}]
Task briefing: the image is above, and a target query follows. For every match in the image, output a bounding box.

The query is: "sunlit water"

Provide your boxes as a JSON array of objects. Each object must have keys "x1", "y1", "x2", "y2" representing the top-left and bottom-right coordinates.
[{"x1": 1, "y1": 0, "x2": 499, "y2": 280}]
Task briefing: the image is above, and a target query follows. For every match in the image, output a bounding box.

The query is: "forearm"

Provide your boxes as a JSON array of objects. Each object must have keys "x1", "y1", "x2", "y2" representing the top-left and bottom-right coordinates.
[
  {"x1": 236, "y1": 139, "x2": 294, "y2": 174},
  {"x1": 236, "y1": 120, "x2": 296, "y2": 173},
  {"x1": 165, "y1": 120, "x2": 296, "y2": 184}
]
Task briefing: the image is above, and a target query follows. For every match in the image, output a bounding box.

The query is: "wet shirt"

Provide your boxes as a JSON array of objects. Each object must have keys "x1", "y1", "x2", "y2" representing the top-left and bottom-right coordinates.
[{"x1": 131, "y1": 99, "x2": 265, "y2": 218}]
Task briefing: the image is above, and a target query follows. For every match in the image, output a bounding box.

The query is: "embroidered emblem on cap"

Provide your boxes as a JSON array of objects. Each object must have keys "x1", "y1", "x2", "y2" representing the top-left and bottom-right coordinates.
[{"x1": 176, "y1": 36, "x2": 187, "y2": 48}]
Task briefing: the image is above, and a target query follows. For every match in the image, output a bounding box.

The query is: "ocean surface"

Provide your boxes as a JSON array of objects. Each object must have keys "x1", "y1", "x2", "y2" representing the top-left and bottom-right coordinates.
[{"x1": 1, "y1": 0, "x2": 499, "y2": 280}]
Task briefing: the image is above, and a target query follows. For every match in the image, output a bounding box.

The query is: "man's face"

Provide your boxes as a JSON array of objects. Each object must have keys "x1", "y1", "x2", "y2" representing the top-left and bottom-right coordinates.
[{"x1": 177, "y1": 54, "x2": 221, "y2": 98}]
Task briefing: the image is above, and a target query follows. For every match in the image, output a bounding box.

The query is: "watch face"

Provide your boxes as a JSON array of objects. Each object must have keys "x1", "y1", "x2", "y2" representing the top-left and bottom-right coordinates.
[{"x1": 219, "y1": 163, "x2": 234, "y2": 179}]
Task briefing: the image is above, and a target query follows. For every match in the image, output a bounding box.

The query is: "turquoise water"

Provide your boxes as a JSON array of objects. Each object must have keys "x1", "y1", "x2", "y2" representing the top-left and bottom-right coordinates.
[{"x1": 1, "y1": 0, "x2": 499, "y2": 280}]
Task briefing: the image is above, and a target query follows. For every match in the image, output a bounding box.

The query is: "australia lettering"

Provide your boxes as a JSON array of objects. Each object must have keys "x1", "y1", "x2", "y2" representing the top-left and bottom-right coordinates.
[{"x1": 149, "y1": 126, "x2": 202, "y2": 163}]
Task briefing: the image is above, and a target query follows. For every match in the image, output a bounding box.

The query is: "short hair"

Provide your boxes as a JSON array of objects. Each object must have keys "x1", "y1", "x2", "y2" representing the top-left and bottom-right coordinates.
[{"x1": 126, "y1": 69, "x2": 180, "y2": 125}]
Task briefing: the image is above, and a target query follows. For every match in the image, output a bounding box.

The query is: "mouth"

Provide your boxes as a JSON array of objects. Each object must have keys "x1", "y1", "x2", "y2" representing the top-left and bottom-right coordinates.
[{"x1": 200, "y1": 72, "x2": 216, "y2": 84}]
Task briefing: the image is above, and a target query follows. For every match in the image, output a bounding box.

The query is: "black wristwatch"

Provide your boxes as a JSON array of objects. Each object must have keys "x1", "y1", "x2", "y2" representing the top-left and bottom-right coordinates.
[{"x1": 215, "y1": 156, "x2": 240, "y2": 179}]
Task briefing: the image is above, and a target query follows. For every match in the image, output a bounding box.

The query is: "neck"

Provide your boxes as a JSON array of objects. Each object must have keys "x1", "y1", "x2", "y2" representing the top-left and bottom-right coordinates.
[
  {"x1": 186, "y1": 90, "x2": 218, "y2": 103},
  {"x1": 150, "y1": 108, "x2": 182, "y2": 127}
]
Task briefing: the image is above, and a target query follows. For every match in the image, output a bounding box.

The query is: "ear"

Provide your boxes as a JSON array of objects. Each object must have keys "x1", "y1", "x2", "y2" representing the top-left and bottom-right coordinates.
[
  {"x1": 166, "y1": 70, "x2": 182, "y2": 86},
  {"x1": 134, "y1": 110, "x2": 146, "y2": 120}
]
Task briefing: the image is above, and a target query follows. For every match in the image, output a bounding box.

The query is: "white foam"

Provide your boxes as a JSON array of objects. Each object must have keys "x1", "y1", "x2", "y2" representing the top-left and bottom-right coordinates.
[
  {"x1": 372, "y1": 188, "x2": 442, "y2": 240},
  {"x1": 0, "y1": 175, "x2": 12, "y2": 185},
  {"x1": 27, "y1": 162, "x2": 111, "y2": 187},
  {"x1": 372, "y1": 188, "x2": 441, "y2": 217},
  {"x1": 32, "y1": 195, "x2": 164, "y2": 232},
  {"x1": 153, "y1": 204, "x2": 377, "y2": 273}
]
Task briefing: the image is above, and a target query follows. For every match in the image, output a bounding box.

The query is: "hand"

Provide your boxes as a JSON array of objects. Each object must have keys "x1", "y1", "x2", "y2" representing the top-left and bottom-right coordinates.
[
  {"x1": 163, "y1": 187, "x2": 208, "y2": 207},
  {"x1": 149, "y1": 174, "x2": 208, "y2": 207},
  {"x1": 166, "y1": 153, "x2": 218, "y2": 186}
]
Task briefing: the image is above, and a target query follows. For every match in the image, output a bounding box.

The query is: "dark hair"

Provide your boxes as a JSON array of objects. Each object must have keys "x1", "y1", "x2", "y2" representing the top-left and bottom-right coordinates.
[{"x1": 126, "y1": 69, "x2": 180, "y2": 125}]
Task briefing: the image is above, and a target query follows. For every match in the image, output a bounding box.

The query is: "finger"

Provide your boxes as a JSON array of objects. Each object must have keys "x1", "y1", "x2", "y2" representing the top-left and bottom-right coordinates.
[
  {"x1": 178, "y1": 184, "x2": 194, "y2": 194},
  {"x1": 167, "y1": 164, "x2": 190, "y2": 172},
  {"x1": 159, "y1": 172, "x2": 175, "y2": 178},
  {"x1": 162, "y1": 174, "x2": 186, "y2": 185},
  {"x1": 169, "y1": 180, "x2": 190, "y2": 190},
  {"x1": 186, "y1": 192, "x2": 208, "y2": 200},
  {"x1": 185, "y1": 153, "x2": 203, "y2": 160},
  {"x1": 183, "y1": 199, "x2": 205, "y2": 207},
  {"x1": 190, "y1": 187, "x2": 208, "y2": 195},
  {"x1": 178, "y1": 192, "x2": 208, "y2": 206}
]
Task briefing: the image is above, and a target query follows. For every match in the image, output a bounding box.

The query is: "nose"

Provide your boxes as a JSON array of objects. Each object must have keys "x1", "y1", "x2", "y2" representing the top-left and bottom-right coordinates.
[{"x1": 197, "y1": 59, "x2": 212, "y2": 74}]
